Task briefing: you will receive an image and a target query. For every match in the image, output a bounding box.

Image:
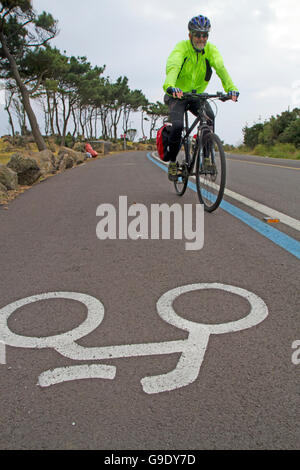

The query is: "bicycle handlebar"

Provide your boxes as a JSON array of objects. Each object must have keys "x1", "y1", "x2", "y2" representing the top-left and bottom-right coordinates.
[{"x1": 182, "y1": 91, "x2": 233, "y2": 102}]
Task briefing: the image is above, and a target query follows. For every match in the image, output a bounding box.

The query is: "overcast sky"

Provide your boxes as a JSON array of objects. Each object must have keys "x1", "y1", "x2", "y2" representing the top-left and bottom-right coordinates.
[{"x1": 1, "y1": 0, "x2": 300, "y2": 144}]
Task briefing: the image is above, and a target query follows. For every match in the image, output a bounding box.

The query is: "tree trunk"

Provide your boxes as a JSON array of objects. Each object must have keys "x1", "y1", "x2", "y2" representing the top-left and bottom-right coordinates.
[
  {"x1": 54, "y1": 94, "x2": 61, "y2": 137},
  {"x1": 79, "y1": 106, "x2": 85, "y2": 137},
  {"x1": 41, "y1": 99, "x2": 49, "y2": 136},
  {"x1": 61, "y1": 94, "x2": 72, "y2": 146},
  {"x1": 94, "y1": 109, "x2": 98, "y2": 139},
  {"x1": 89, "y1": 108, "x2": 93, "y2": 139},
  {"x1": 47, "y1": 91, "x2": 55, "y2": 135},
  {"x1": 5, "y1": 91, "x2": 16, "y2": 140},
  {"x1": 123, "y1": 105, "x2": 131, "y2": 135},
  {"x1": 141, "y1": 111, "x2": 145, "y2": 139},
  {"x1": 112, "y1": 107, "x2": 122, "y2": 140},
  {"x1": 72, "y1": 107, "x2": 77, "y2": 138},
  {"x1": 100, "y1": 106, "x2": 108, "y2": 139},
  {"x1": 0, "y1": 32, "x2": 46, "y2": 151},
  {"x1": 150, "y1": 116, "x2": 159, "y2": 140}
]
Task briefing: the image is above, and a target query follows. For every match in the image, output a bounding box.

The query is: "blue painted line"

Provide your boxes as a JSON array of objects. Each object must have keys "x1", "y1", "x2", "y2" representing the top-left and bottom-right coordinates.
[{"x1": 147, "y1": 153, "x2": 300, "y2": 259}]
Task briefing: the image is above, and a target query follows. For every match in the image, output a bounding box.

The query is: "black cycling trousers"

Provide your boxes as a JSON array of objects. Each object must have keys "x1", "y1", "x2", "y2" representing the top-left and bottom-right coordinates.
[{"x1": 164, "y1": 94, "x2": 215, "y2": 162}]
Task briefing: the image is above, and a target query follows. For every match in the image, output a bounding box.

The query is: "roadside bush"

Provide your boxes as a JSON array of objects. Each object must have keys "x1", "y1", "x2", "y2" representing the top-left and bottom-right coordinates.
[
  {"x1": 252, "y1": 142, "x2": 300, "y2": 159},
  {"x1": 252, "y1": 144, "x2": 270, "y2": 156}
]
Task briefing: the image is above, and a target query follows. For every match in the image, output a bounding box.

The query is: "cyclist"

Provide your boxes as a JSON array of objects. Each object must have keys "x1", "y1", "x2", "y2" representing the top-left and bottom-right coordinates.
[{"x1": 163, "y1": 14, "x2": 239, "y2": 181}]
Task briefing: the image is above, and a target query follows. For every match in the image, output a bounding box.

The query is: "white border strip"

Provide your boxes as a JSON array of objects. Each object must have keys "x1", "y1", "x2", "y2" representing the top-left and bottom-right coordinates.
[{"x1": 151, "y1": 153, "x2": 300, "y2": 232}]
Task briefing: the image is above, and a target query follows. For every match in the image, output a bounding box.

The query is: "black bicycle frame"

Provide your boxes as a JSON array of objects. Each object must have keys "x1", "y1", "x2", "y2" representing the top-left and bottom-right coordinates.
[{"x1": 181, "y1": 100, "x2": 213, "y2": 172}]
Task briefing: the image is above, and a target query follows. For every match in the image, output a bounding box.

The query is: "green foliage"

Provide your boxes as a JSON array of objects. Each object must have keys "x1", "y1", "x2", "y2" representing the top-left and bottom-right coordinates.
[
  {"x1": 147, "y1": 101, "x2": 168, "y2": 117},
  {"x1": 258, "y1": 121, "x2": 276, "y2": 146},
  {"x1": 234, "y1": 142, "x2": 300, "y2": 159},
  {"x1": 0, "y1": 2, "x2": 165, "y2": 142},
  {"x1": 279, "y1": 118, "x2": 300, "y2": 147},
  {"x1": 0, "y1": 1, "x2": 58, "y2": 80},
  {"x1": 1, "y1": 0, "x2": 31, "y2": 12},
  {"x1": 244, "y1": 108, "x2": 300, "y2": 149},
  {"x1": 34, "y1": 11, "x2": 57, "y2": 33},
  {"x1": 64, "y1": 132, "x2": 75, "y2": 148},
  {"x1": 242, "y1": 123, "x2": 263, "y2": 149},
  {"x1": 253, "y1": 143, "x2": 300, "y2": 159}
]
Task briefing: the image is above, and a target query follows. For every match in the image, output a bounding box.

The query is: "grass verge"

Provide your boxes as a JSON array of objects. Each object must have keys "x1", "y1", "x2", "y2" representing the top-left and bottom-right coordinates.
[{"x1": 224, "y1": 143, "x2": 300, "y2": 159}]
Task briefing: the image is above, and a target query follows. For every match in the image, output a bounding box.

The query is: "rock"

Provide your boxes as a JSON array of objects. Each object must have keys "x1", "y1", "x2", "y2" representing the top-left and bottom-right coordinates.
[
  {"x1": 58, "y1": 147, "x2": 86, "y2": 166},
  {"x1": 32, "y1": 149, "x2": 57, "y2": 175},
  {"x1": 45, "y1": 137, "x2": 57, "y2": 153},
  {"x1": 59, "y1": 154, "x2": 74, "y2": 171},
  {"x1": 7, "y1": 153, "x2": 42, "y2": 185},
  {"x1": 73, "y1": 142, "x2": 85, "y2": 152},
  {"x1": 0, "y1": 164, "x2": 18, "y2": 190},
  {"x1": 0, "y1": 182, "x2": 8, "y2": 194},
  {"x1": 73, "y1": 153, "x2": 86, "y2": 165},
  {"x1": 89, "y1": 141, "x2": 112, "y2": 154},
  {"x1": 18, "y1": 134, "x2": 35, "y2": 144},
  {"x1": 2, "y1": 135, "x2": 13, "y2": 144},
  {"x1": 48, "y1": 143, "x2": 56, "y2": 153},
  {"x1": 111, "y1": 143, "x2": 123, "y2": 152},
  {"x1": 3, "y1": 142, "x2": 14, "y2": 152}
]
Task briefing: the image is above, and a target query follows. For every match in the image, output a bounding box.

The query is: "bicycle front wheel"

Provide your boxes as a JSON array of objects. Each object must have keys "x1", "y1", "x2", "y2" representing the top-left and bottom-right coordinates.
[
  {"x1": 174, "y1": 149, "x2": 189, "y2": 196},
  {"x1": 195, "y1": 133, "x2": 226, "y2": 212}
]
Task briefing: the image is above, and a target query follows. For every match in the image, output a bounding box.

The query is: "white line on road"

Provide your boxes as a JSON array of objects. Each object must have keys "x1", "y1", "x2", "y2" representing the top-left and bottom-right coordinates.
[
  {"x1": 226, "y1": 156, "x2": 300, "y2": 171},
  {"x1": 223, "y1": 187, "x2": 300, "y2": 232},
  {"x1": 0, "y1": 342, "x2": 5, "y2": 364},
  {"x1": 151, "y1": 153, "x2": 300, "y2": 232}
]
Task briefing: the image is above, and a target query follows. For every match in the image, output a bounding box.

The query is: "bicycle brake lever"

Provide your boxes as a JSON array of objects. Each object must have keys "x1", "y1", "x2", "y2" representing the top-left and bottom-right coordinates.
[{"x1": 220, "y1": 95, "x2": 232, "y2": 102}]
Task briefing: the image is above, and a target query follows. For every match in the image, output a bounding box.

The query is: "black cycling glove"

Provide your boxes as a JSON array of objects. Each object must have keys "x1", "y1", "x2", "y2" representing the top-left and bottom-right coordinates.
[
  {"x1": 228, "y1": 91, "x2": 240, "y2": 99},
  {"x1": 166, "y1": 87, "x2": 183, "y2": 96}
]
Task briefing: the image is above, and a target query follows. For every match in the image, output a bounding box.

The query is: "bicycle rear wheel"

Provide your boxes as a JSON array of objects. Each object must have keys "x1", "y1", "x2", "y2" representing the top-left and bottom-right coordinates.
[
  {"x1": 195, "y1": 133, "x2": 226, "y2": 212},
  {"x1": 174, "y1": 149, "x2": 189, "y2": 196}
]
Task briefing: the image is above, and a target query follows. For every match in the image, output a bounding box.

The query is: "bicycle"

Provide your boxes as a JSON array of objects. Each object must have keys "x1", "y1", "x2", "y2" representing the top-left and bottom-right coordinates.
[{"x1": 173, "y1": 91, "x2": 232, "y2": 212}]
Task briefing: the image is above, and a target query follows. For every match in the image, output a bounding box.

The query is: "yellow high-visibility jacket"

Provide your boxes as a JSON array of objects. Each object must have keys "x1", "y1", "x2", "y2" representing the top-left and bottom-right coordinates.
[{"x1": 163, "y1": 40, "x2": 238, "y2": 94}]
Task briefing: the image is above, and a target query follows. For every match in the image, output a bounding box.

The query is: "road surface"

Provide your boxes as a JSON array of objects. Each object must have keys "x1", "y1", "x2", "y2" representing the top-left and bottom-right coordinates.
[{"x1": 0, "y1": 151, "x2": 299, "y2": 450}]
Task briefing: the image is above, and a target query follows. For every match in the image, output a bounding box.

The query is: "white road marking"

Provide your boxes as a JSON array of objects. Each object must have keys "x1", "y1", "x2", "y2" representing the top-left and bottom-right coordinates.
[
  {"x1": 222, "y1": 187, "x2": 300, "y2": 232},
  {"x1": 156, "y1": 283, "x2": 269, "y2": 334},
  {"x1": 0, "y1": 341, "x2": 5, "y2": 364},
  {"x1": 151, "y1": 152, "x2": 300, "y2": 232},
  {"x1": 142, "y1": 283, "x2": 268, "y2": 394},
  {"x1": 226, "y1": 157, "x2": 300, "y2": 171},
  {"x1": 0, "y1": 285, "x2": 268, "y2": 394},
  {"x1": 39, "y1": 365, "x2": 116, "y2": 387},
  {"x1": 0, "y1": 292, "x2": 104, "y2": 349}
]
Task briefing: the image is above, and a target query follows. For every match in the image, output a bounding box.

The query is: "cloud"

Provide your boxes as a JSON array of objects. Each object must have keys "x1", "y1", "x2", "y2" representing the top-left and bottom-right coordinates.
[
  {"x1": 253, "y1": 86, "x2": 293, "y2": 99},
  {"x1": 267, "y1": 0, "x2": 300, "y2": 51},
  {"x1": 132, "y1": 3, "x2": 176, "y2": 22}
]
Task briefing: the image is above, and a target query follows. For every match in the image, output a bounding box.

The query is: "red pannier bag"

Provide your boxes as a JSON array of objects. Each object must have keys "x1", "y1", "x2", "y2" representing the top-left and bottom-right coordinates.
[{"x1": 156, "y1": 123, "x2": 172, "y2": 161}]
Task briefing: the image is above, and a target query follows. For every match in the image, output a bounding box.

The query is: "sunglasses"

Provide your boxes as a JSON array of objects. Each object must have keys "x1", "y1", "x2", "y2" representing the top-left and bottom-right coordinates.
[{"x1": 192, "y1": 32, "x2": 209, "y2": 39}]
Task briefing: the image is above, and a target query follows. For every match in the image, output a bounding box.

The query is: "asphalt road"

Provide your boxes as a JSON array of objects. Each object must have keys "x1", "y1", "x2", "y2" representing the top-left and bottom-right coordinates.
[
  {"x1": 0, "y1": 151, "x2": 299, "y2": 450},
  {"x1": 225, "y1": 153, "x2": 300, "y2": 219}
]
